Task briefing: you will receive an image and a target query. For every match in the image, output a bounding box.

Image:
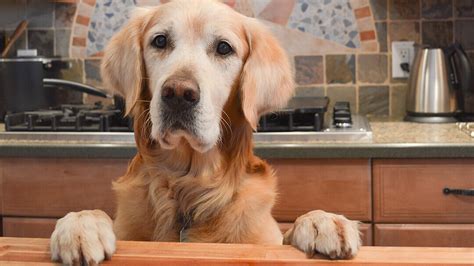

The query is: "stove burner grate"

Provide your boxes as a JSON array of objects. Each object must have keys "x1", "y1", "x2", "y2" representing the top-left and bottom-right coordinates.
[
  {"x1": 4, "y1": 104, "x2": 133, "y2": 132},
  {"x1": 258, "y1": 97, "x2": 329, "y2": 132}
]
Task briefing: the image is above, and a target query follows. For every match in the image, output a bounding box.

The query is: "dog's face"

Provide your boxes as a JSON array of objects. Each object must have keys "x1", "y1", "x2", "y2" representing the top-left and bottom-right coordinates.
[
  {"x1": 144, "y1": 1, "x2": 246, "y2": 152},
  {"x1": 102, "y1": 0, "x2": 293, "y2": 153}
]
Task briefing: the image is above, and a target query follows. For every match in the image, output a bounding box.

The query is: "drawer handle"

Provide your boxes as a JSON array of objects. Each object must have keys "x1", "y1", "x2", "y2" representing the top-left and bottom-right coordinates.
[{"x1": 443, "y1": 187, "x2": 474, "y2": 196}]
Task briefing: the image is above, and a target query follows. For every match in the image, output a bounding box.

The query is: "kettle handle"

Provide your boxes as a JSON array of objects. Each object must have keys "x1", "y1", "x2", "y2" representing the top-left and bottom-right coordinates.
[{"x1": 446, "y1": 42, "x2": 472, "y2": 93}]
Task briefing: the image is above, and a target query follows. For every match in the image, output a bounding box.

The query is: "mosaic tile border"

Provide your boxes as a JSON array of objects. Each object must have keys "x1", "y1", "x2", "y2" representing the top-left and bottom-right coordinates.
[
  {"x1": 349, "y1": 0, "x2": 378, "y2": 51},
  {"x1": 70, "y1": 0, "x2": 379, "y2": 58},
  {"x1": 70, "y1": 0, "x2": 96, "y2": 58}
]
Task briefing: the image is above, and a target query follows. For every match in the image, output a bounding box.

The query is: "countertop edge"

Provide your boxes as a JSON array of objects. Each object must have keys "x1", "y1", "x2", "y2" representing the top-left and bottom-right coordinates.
[{"x1": 1, "y1": 143, "x2": 473, "y2": 158}]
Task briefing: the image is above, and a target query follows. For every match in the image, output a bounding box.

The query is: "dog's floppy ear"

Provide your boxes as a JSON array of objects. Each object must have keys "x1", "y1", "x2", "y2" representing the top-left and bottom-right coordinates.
[
  {"x1": 240, "y1": 18, "x2": 294, "y2": 130},
  {"x1": 101, "y1": 8, "x2": 152, "y2": 116}
]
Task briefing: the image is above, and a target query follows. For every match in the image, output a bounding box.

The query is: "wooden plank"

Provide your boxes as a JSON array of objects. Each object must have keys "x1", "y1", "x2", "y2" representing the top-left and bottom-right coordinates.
[
  {"x1": 279, "y1": 223, "x2": 373, "y2": 246},
  {"x1": 374, "y1": 224, "x2": 474, "y2": 247},
  {"x1": 270, "y1": 159, "x2": 372, "y2": 222},
  {"x1": 373, "y1": 159, "x2": 474, "y2": 223},
  {"x1": 0, "y1": 158, "x2": 128, "y2": 217},
  {"x1": 0, "y1": 237, "x2": 473, "y2": 265},
  {"x1": 3, "y1": 218, "x2": 57, "y2": 238}
]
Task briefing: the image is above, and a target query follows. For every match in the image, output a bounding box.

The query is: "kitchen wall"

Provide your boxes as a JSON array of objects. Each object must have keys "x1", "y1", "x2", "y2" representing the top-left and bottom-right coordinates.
[{"x1": 1, "y1": 0, "x2": 474, "y2": 117}]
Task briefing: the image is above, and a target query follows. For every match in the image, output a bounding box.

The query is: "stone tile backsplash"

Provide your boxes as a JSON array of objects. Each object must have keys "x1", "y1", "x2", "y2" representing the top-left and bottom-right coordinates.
[
  {"x1": 422, "y1": 21, "x2": 453, "y2": 48},
  {"x1": 326, "y1": 54, "x2": 356, "y2": 84},
  {"x1": 294, "y1": 56, "x2": 324, "y2": 85},
  {"x1": 26, "y1": 0, "x2": 54, "y2": 28},
  {"x1": 359, "y1": 85, "x2": 389, "y2": 115},
  {"x1": 422, "y1": 0, "x2": 452, "y2": 19},
  {"x1": 357, "y1": 54, "x2": 388, "y2": 83},
  {"x1": 0, "y1": 0, "x2": 473, "y2": 118},
  {"x1": 27, "y1": 29, "x2": 54, "y2": 57},
  {"x1": 455, "y1": 20, "x2": 474, "y2": 50},
  {"x1": 54, "y1": 3, "x2": 77, "y2": 28}
]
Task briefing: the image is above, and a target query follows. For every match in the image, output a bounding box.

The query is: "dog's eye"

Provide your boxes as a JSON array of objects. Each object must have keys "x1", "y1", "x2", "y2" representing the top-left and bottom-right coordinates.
[
  {"x1": 216, "y1": 41, "x2": 233, "y2": 56},
  {"x1": 152, "y1": 35, "x2": 167, "y2": 49}
]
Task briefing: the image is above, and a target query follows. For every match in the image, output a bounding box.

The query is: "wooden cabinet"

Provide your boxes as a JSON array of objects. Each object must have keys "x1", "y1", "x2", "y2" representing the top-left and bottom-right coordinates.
[
  {"x1": 0, "y1": 158, "x2": 128, "y2": 218},
  {"x1": 1, "y1": 157, "x2": 473, "y2": 248},
  {"x1": 374, "y1": 224, "x2": 474, "y2": 247},
  {"x1": 270, "y1": 159, "x2": 372, "y2": 222},
  {"x1": 373, "y1": 159, "x2": 474, "y2": 223},
  {"x1": 3, "y1": 217, "x2": 57, "y2": 238}
]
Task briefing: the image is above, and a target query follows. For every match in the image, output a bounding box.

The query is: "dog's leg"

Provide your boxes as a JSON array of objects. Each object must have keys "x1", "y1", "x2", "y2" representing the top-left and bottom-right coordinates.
[
  {"x1": 283, "y1": 210, "x2": 360, "y2": 259},
  {"x1": 50, "y1": 209, "x2": 116, "y2": 265}
]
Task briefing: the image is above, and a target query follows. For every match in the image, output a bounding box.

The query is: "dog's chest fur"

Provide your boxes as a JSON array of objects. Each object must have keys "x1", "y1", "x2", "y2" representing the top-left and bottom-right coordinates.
[{"x1": 113, "y1": 160, "x2": 278, "y2": 243}]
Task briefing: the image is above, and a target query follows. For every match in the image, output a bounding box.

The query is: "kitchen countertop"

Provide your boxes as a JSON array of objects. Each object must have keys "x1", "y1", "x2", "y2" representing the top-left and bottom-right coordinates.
[
  {"x1": 1, "y1": 237, "x2": 473, "y2": 265},
  {"x1": 0, "y1": 121, "x2": 473, "y2": 158}
]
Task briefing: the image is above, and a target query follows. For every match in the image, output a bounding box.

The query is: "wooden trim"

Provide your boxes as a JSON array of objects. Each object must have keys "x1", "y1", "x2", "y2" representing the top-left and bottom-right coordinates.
[
  {"x1": 0, "y1": 237, "x2": 473, "y2": 265},
  {"x1": 374, "y1": 224, "x2": 474, "y2": 247},
  {"x1": 3, "y1": 217, "x2": 57, "y2": 238}
]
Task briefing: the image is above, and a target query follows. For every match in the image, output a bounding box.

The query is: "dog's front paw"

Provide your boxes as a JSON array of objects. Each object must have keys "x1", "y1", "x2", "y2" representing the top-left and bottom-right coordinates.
[
  {"x1": 50, "y1": 210, "x2": 116, "y2": 265},
  {"x1": 283, "y1": 210, "x2": 360, "y2": 259}
]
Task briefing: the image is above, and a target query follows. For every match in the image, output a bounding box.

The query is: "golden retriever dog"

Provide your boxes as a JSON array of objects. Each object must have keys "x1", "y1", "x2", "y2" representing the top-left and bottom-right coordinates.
[{"x1": 50, "y1": 0, "x2": 360, "y2": 264}]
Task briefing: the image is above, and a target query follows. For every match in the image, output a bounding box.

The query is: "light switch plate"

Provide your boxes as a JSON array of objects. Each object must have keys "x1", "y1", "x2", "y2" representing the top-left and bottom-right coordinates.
[{"x1": 392, "y1": 41, "x2": 415, "y2": 78}]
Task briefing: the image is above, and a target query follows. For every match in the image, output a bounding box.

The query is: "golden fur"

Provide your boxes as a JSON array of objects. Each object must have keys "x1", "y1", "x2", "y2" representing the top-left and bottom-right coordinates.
[
  {"x1": 102, "y1": 0, "x2": 291, "y2": 244},
  {"x1": 50, "y1": 1, "x2": 360, "y2": 264}
]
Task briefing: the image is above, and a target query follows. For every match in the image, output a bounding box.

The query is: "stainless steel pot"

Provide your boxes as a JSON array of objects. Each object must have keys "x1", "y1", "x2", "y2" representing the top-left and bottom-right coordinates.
[{"x1": 0, "y1": 57, "x2": 110, "y2": 121}]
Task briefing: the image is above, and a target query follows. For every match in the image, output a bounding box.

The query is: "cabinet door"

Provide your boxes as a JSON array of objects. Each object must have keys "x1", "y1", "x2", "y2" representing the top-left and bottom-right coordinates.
[
  {"x1": 279, "y1": 223, "x2": 373, "y2": 246},
  {"x1": 373, "y1": 159, "x2": 474, "y2": 223},
  {"x1": 0, "y1": 158, "x2": 129, "y2": 217},
  {"x1": 3, "y1": 217, "x2": 57, "y2": 238},
  {"x1": 270, "y1": 159, "x2": 371, "y2": 222},
  {"x1": 374, "y1": 224, "x2": 474, "y2": 247}
]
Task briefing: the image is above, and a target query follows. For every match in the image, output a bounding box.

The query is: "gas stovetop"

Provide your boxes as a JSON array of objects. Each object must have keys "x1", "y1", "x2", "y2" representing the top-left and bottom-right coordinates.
[
  {"x1": 2, "y1": 97, "x2": 373, "y2": 142},
  {"x1": 254, "y1": 114, "x2": 372, "y2": 142},
  {"x1": 4, "y1": 103, "x2": 132, "y2": 132}
]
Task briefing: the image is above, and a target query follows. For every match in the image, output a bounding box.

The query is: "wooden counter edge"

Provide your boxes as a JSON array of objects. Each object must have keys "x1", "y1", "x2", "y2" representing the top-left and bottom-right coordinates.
[{"x1": 0, "y1": 237, "x2": 472, "y2": 265}]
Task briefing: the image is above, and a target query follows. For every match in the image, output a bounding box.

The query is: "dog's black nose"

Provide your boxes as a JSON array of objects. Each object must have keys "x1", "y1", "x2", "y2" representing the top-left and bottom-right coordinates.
[{"x1": 161, "y1": 78, "x2": 200, "y2": 108}]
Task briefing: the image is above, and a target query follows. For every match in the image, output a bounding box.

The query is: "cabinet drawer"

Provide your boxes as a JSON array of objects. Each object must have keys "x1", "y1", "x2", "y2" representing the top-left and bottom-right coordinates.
[
  {"x1": 270, "y1": 159, "x2": 371, "y2": 222},
  {"x1": 374, "y1": 159, "x2": 474, "y2": 223},
  {"x1": 0, "y1": 158, "x2": 128, "y2": 217},
  {"x1": 279, "y1": 223, "x2": 373, "y2": 246},
  {"x1": 3, "y1": 217, "x2": 57, "y2": 238},
  {"x1": 374, "y1": 224, "x2": 474, "y2": 247}
]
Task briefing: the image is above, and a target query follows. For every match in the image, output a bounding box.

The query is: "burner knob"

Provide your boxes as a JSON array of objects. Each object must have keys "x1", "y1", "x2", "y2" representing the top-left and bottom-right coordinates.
[{"x1": 333, "y1": 102, "x2": 352, "y2": 128}]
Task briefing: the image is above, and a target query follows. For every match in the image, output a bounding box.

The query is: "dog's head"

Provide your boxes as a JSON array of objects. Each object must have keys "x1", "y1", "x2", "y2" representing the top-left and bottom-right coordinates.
[{"x1": 102, "y1": 0, "x2": 293, "y2": 153}]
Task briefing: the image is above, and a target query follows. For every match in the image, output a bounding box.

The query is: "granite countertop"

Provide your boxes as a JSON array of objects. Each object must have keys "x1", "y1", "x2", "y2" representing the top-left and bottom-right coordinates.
[{"x1": 0, "y1": 122, "x2": 473, "y2": 158}]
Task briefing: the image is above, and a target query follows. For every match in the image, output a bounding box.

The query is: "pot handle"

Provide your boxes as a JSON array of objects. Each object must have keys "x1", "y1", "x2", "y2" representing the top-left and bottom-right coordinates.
[{"x1": 43, "y1": 78, "x2": 111, "y2": 98}]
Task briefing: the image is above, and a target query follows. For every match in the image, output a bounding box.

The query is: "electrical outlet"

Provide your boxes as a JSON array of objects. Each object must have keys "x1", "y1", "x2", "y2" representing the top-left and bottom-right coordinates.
[{"x1": 392, "y1": 41, "x2": 415, "y2": 78}]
